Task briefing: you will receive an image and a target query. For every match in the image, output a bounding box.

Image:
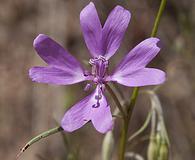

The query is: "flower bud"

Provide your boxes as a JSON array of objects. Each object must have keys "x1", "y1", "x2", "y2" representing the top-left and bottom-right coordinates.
[
  {"x1": 67, "y1": 153, "x2": 75, "y2": 160},
  {"x1": 158, "y1": 141, "x2": 169, "y2": 160},
  {"x1": 156, "y1": 132, "x2": 162, "y2": 154},
  {"x1": 147, "y1": 132, "x2": 163, "y2": 160},
  {"x1": 147, "y1": 136, "x2": 158, "y2": 160}
]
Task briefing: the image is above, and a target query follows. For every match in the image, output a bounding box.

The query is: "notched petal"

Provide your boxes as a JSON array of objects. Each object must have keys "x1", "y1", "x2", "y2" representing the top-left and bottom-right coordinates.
[
  {"x1": 30, "y1": 34, "x2": 86, "y2": 85},
  {"x1": 80, "y1": 2, "x2": 102, "y2": 57},
  {"x1": 61, "y1": 87, "x2": 113, "y2": 133},
  {"x1": 111, "y1": 68, "x2": 166, "y2": 87},
  {"x1": 111, "y1": 38, "x2": 161, "y2": 77},
  {"x1": 33, "y1": 34, "x2": 84, "y2": 69},
  {"x1": 29, "y1": 66, "x2": 86, "y2": 85},
  {"x1": 102, "y1": 5, "x2": 131, "y2": 59}
]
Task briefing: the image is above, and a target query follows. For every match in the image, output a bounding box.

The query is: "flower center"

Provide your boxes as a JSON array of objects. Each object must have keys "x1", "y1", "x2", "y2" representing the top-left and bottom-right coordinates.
[{"x1": 89, "y1": 56, "x2": 108, "y2": 84}]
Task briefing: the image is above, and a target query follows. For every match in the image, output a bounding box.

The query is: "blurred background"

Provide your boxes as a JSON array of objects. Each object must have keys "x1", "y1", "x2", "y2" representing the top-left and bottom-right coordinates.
[{"x1": 0, "y1": 0, "x2": 195, "y2": 159}]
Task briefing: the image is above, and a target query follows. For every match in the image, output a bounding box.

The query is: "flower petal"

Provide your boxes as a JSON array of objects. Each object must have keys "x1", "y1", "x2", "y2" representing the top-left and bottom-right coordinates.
[
  {"x1": 91, "y1": 89, "x2": 113, "y2": 133},
  {"x1": 34, "y1": 34, "x2": 84, "y2": 69},
  {"x1": 61, "y1": 87, "x2": 113, "y2": 133},
  {"x1": 110, "y1": 68, "x2": 166, "y2": 87},
  {"x1": 29, "y1": 66, "x2": 86, "y2": 85},
  {"x1": 80, "y1": 2, "x2": 102, "y2": 57},
  {"x1": 102, "y1": 6, "x2": 131, "y2": 59},
  {"x1": 30, "y1": 34, "x2": 86, "y2": 85},
  {"x1": 112, "y1": 38, "x2": 161, "y2": 75},
  {"x1": 61, "y1": 94, "x2": 93, "y2": 132}
]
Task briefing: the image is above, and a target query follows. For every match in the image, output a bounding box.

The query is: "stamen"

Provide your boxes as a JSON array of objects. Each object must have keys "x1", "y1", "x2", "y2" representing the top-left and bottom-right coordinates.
[
  {"x1": 84, "y1": 83, "x2": 92, "y2": 91},
  {"x1": 88, "y1": 56, "x2": 109, "y2": 84},
  {"x1": 99, "y1": 84, "x2": 105, "y2": 92}
]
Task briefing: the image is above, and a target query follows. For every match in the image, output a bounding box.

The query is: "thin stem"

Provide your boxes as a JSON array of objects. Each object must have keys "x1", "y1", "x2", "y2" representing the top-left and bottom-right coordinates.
[
  {"x1": 118, "y1": 118, "x2": 129, "y2": 160},
  {"x1": 112, "y1": 83, "x2": 125, "y2": 100},
  {"x1": 129, "y1": 135, "x2": 150, "y2": 150},
  {"x1": 127, "y1": 87, "x2": 139, "y2": 117},
  {"x1": 17, "y1": 126, "x2": 63, "y2": 158},
  {"x1": 118, "y1": 88, "x2": 139, "y2": 160},
  {"x1": 105, "y1": 84, "x2": 126, "y2": 118},
  {"x1": 128, "y1": 111, "x2": 152, "y2": 142},
  {"x1": 147, "y1": 90, "x2": 170, "y2": 146},
  {"x1": 151, "y1": 0, "x2": 167, "y2": 37},
  {"x1": 151, "y1": 108, "x2": 157, "y2": 137},
  {"x1": 118, "y1": 0, "x2": 167, "y2": 159}
]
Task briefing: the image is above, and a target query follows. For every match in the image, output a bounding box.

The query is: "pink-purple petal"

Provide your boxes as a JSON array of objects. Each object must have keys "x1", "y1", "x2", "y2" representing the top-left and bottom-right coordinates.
[
  {"x1": 80, "y1": 2, "x2": 102, "y2": 57},
  {"x1": 110, "y1": 68, "x2": 166, "y2": 87},
  {"x1": 30, "y1": 34, "x2": 86, "y2": 85},
  {"x1": 61, "y1": 87, "x2": 113, "y2": 133},
  {"x1": 102, "y1": 6, "x2": 131, "y2": 59},
  {"x1": 33, "y1": 34, "x2": 84, "y2": 69},
  {"x1": 91, "y1": 91, "x2": 113, "y2": 133},
  {"x1": 109, "y1": 38, "x2": 165, "y2": 87},
  {"x1": 29, "y1": 66, "x2": 86, "y2": 85},
  {"x1": 61, "y1": 93, "x2": 93, "y2": 132},
  {"x1": 80, "y1": 3, "x2": 130, "y2": 59},
  {"x1": 112, "y1": 38, "x2": 161, "y2": 75}
]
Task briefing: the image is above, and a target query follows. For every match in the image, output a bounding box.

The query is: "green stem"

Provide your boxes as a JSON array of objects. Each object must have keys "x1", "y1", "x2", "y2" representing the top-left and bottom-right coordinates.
[
  {"x1": 151, "y1": 0, "x2": 167, "y2": 37},
  {"x1": 105, "y1": 84, "x2": 126, "y2": 119},
  {"x1": 118, "y1": 88, "x2": 139, "y2": 160},
  {"x1": 128, "y1": 111, "x2": 152, "y2": 142},
  {"x1": 118, "y1": 0, "x2": 167, "y2": 159},
  {"x1": 17, "y1": 126, "x2": 63, "y2": 158},
  {"x1": 118, "y1": 119, "x2": 129, "y2": 160},
  {"x1": 127, "y1": 87, "x2": 139, "y2": 117}
]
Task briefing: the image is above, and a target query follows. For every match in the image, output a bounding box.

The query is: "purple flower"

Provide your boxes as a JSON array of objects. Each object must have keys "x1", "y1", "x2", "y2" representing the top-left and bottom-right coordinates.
[{"x1": 29, "y1": 2, "x2": 165, "y2": 133}]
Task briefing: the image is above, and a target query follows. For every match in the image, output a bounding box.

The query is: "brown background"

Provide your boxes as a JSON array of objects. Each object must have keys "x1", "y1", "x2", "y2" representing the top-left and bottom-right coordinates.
[{"x1": 0, "y1": 0, "x2": 195, "y2": 159}]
